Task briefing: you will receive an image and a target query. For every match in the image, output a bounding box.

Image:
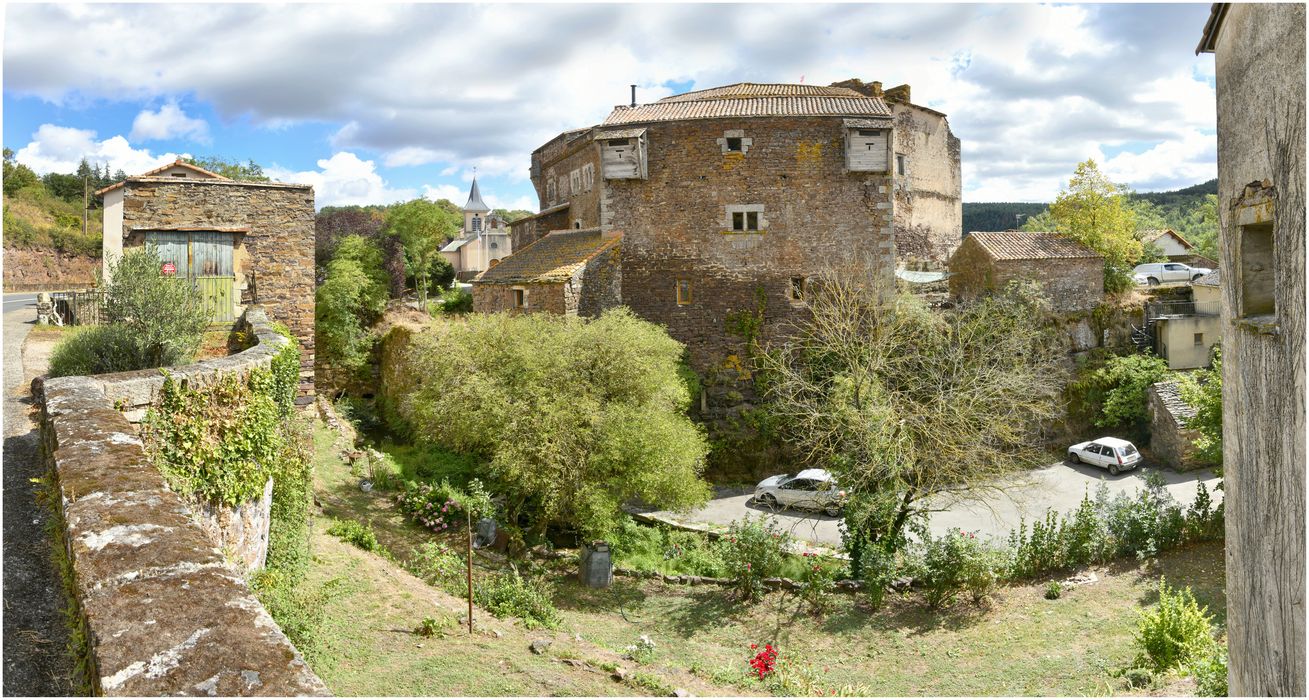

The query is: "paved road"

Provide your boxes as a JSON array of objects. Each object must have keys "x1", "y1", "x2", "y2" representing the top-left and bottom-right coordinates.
[
  {"x1": 1, "y1": 293, "x2": 37, "y2": 314},
  {"x1": 2, "y1": 294, "x2": 74, "y2": 695},
  {"x1": 649, "y1": 461, "x2": 1222, "y2": 547}
]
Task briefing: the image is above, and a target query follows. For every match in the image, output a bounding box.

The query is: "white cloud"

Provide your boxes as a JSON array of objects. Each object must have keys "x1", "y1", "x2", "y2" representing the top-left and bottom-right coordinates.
[
  {"x1": 266, "y1": 152, "x2": 416, "y2": 208},
  {"x1": 4, "y1": 3, "x2": 1219, "y2": 201},
  {"x1": 129, "y1": 102, "x2": 210, "y2": 143},
  {"x1": 13, "y1": 124, "x2": 185, "y2": 175}
]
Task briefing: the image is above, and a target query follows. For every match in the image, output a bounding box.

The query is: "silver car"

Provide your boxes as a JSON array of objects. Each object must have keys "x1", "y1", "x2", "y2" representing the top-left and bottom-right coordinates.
[
  {"x1": 1068, "y1": 437, "x2": 1142, "y2": 476},
  {"x1": 1133, "y1": 262, "x2": 1213, "y2": 285},
  {"x1": 753, "y1": 468, "x2": 844, "y2": 516}
]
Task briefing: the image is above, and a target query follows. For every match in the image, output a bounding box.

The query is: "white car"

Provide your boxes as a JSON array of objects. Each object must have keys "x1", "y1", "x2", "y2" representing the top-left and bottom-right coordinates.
[
  {"x1": 753, "y1": 468, "x2": 844, "y2": 516},
  {"x1": 1068, "y1": 437, "x2": 1143, "y2": 475},
  {"x1": 1133, "y1": 262, "x2": 1213, "y2": 285}
]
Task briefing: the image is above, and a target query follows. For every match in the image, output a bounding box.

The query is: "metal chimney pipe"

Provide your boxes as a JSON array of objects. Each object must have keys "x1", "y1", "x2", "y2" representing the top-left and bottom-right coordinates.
[{"x1": 630, "y1": 84, "x2": 637, "y2": 107}]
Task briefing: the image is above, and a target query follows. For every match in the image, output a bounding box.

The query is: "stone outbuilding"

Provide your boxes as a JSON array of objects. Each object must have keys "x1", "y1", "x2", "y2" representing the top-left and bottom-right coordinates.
[
  {"x1": 1147, "y1": 380, "x2": 1206, "y2": 471},
  {"x1": 1140, "y1": 228, "x2": 1216, "y2": 267},
  {"x1": 504, "y1": 79, "x2": 961, "y2": 369},
  {"x1": 472, "y1": 227, "x2": 621, "y2": 317},
  {"x1": 948, "y1": 231, "x2": 1104, "y2": 312},
  {"x1": 96, "y1": 158, "x2": 316, "y2": 403}
]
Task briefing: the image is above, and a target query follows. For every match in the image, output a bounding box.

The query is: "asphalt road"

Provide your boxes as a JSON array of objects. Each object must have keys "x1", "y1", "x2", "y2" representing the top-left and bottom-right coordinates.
[
  {"x1": 2, "y1": 295, "x2": 74, "y2": 695},
  {"x1": 647, "y1": 461, "x2": 1222, "y2": 547}
]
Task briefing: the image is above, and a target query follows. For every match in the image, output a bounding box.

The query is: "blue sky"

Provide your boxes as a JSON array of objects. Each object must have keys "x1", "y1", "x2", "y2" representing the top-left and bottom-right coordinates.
[{"x1": 3, "y1": 2, "x2": 1218, "y2": 208}]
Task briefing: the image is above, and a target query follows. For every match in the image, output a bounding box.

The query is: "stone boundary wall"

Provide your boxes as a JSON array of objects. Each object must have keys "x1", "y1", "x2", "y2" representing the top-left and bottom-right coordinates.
[{"x1": 36, "y1": 306, "x2": 328, "y2": 696}]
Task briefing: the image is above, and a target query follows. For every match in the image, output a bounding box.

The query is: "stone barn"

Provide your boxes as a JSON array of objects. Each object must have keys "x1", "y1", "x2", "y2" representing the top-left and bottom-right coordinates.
[
  {"x1": 472, "y1": 227, "x2": 621, "y2": 317},
  {"x1": 504, "y1": 79, "x2": 960, "y2": 369},
  {"x1": 948, "y1": 231, "x2": 1103, "y2": 312},
  {"x1": 97, "y1": 158, "x2": 317, "y2": 403},
  {"x1": 1198, "y1": 2, "x2": 1305, "y2": 693}
]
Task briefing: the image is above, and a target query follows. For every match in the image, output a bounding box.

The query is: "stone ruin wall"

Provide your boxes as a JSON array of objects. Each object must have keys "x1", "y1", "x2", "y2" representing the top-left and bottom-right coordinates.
[{"x1": 35, "y1": 307, "x2": 327, "y2": 696}]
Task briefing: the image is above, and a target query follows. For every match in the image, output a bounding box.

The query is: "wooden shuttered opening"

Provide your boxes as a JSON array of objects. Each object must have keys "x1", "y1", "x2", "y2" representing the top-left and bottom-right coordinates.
[
  {"x1": 846, "y1": 129, "x2": 889, "y2": 172},
  {"x1": 596, "y1": 128, "x2": 648, "y2": 180},
  {"x1": 142, "y1": 230, "x2": 237, "y2": 323}
]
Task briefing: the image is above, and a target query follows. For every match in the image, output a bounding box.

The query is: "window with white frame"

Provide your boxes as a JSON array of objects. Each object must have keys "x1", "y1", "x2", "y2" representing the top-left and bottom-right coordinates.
[
  {"x1": 581, "y1": 163, "x2": 595, "y2": 191},
  {"x1": 717, "y1": 129, "x2": 753, "y2": 154},
  {"x1": 546, "y1": 179, "x2": 556, "y2": 205},
  {"x1": 513, "y1": 287, "x2": 527, "y2": 309},
  {"x1": 570, "y1": 169, "x2": 582, "y2": 196},
  {"x1": 725, "y1": 204, "x2": 766, "y2": 233}
]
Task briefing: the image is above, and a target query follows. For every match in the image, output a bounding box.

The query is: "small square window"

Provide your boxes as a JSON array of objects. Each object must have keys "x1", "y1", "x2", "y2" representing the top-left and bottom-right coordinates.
[
  {"x1": 725, "y1": 137, "x2": 743, "y2": 152},
  {"x1": 1194, "y1": 332, "x2": 1204, "y2": 346},
  {"x1": 746, "y1": 212, "x2": 759, "y2": 230},
  {"x1": 676, "y1": 280, "x2": 692, "y2": 305},
  {"x1": 733, "y1": 212, "x2": 745, "y2": 231},
  {"x1": 790, "y1": 277, "x2": 807, "y2": 301},
  {"x1": 513, "y1": 289, "x2": 527, "y2": 309}
]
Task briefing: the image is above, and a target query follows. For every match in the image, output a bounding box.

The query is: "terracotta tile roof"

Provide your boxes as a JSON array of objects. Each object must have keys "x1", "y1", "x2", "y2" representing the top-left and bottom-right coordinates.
[
  {"x1": 656, "y1": 82, "x2": 869, "y2": 103},
  {"x1": 603, "y1": 81, "x2": 890, "y2": 126},
  {"x1": 1193, "y1": 269, "x2": 1221, "y2": 287},
  {"x1": 1152, "y1": 380, "x2": 1198, "y2": 422},
  {"x1": 94, "y1": 158, "x2": 228, "y2": 195},
  {"x1": 965, "y1": 231, "x2": 1102, "y2": 261},
  {"x1": 475, "y1": 228, "x2": 620, "y2": 284},
  {"x1": 1141, "y1": 228, "x2": 1195, "y2": 250}
]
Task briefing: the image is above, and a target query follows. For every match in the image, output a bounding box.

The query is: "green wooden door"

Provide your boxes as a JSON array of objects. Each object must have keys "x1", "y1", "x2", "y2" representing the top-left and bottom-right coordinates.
[{"x1": 144, "y1": 231, "x2": 235, "y2": 324}]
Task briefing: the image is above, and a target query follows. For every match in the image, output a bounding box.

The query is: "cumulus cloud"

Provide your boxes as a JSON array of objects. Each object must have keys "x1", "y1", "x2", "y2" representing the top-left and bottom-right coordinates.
[
  {"x1": 266, "y1": 152, "x2": 416, "y2": 207},
  {"x1": 13, "y1": 124, "x2": 184, "y2": 175},
  {"x1": 4, "y1": 3, "x2": 1217, "y2": 200},
  {"x1": 129, "y1": 102, "x2": 211, "y2": 143}
]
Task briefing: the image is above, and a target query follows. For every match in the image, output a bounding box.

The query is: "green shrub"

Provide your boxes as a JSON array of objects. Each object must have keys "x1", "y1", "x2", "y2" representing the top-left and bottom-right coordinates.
[
  {"x1": 327, "y1": 518, "x2": 384, "y2": 553},
  {"x1": 414, "y1": 614, "x2": 454, "y2": 638},
  {"x1": 1191, "y1": 644, "x2": 1228, "y2": 697},
  {"x1": 1071, "y1": 352, "x2": 1171, "y2": 430},
  {"x1": 798, "y1": 553, "x2": 839, "y2": 615},
  {"x1": 858, "y1": 545, "x2": 904, "y2": 611},
  {"x1": 103, "y1": 246, "x2": 210, "y2": 367},
  {"x1": 721, "y1": 515, "x2": 792, "y2": 602},
  {"x1": 409, "y1": 542, "x2": 467, "y2": 595},
  {"x1": 395, "y1": 478, "x2": 494, "y2": 534},
  {"x1": 435, "y1": 288, "x2": 473, "y2": 315},
  {"x1": 474, "y1": 570, "x2": 562, "y2": 630},
  {"x1": 265, "y1": 419, "x2": 314, "y2": 579},
  {"x1": 1045, "y1": 581, "x2": 1063, "y2": 600},
  {"x1": 1134, "y1": 577, "x2": 1216, "y2": 672},
  {"x1": 48, "y1": 325, "x2": 149, "y2": 377},
  {"x1": 1097, "y1": 475, "x2": 1187, "y2": 560},
  {"x1": 920, "y1": 528, "x2": 1004, "y2": 608},
  {"x1": 316, "y1": 235, "x2": 389, "y2": 378},
  {"x1": 250, "y1": 570, "x2": 341, "y2": 665}
]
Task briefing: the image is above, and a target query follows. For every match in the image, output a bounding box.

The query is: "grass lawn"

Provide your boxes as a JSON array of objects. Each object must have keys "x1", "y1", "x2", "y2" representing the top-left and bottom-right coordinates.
[{"x1": 304, "y1": 420, "x2": 1225, "y2": 696}]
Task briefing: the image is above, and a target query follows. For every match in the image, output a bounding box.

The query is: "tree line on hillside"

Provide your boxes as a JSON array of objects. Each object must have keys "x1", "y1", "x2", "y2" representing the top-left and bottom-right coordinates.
[{"x1": 964, "y1": 177, "x2": 1219, "y2": 261}]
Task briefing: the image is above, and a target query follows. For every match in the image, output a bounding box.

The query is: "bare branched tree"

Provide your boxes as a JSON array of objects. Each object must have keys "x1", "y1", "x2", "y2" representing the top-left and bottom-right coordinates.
[{"x1": 754, "y1": 276, "x2": 1066, "y2": 573}]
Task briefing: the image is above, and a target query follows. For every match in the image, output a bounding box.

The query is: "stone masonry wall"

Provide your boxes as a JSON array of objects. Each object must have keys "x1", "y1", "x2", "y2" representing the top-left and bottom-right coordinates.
[
  {"x1": 607, "y1": 116, "x2": 897, "y2": 370},
  {"x1": 473, "y1": 281, "x2": 568, "y2": 316},
  {"x1": 576, "y1": 239, "x2": 623, "y2": 318},
  {"x1": 891, "y1": 104, "x2": 962, "y2": 267},
  {"x1": 1148, "y1": 381, "x2": 1204, "y2": 471},
  {"x1": 120, "y1": 179, "x2": 316, "y2": 406},
  {"x1": 949, "y1": 239, "x2": 1102, "y2": 314},
  {"x1": 35, "y1": 307, "x2": 326, "y2": 696}
]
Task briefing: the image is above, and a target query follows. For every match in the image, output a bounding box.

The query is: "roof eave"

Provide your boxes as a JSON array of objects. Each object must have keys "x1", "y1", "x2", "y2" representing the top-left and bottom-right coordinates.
[{"x1": 1196, "y1": 3, "x2": 1229, "y2": 54}]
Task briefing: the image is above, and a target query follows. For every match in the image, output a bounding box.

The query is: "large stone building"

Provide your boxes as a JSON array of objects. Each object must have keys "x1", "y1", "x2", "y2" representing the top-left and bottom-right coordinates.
[
  {"x1": 473, "y1": 227, "x2": 621, "y2": 316},
  {"x1": 947, "y1": 231, "x2": 1104, "y2": 313},
  {"x1": 1198, "y1": 3, "x2": 1305, "y2": 695},
  {"x1": 97, "y1": 158, "x2": 317, "y2": 403},
  {"x1": 494, "y1": 79, "x2": 962, "y2": 368},
  {"x1": 440, "y1": 177, "x2": 513, "y2": 281}
]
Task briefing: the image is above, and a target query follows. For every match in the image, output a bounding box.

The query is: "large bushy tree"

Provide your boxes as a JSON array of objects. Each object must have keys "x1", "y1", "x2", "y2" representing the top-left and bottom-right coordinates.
[
  {"x1": 385, "y1": 199, "x2": 458, "y2": 305},
  {"x1": 1045, "y1": 159, "x2": 1142, "y2": 293},
  {"x1": 315, "y1": 234, "x2": 390, "y2": 379},
  {"x1": 755, "y1": 278, "x2": 1064, "y2": 572},
  {"x1": 397, "y1": 309, "x2": 711, "y2": 547}
]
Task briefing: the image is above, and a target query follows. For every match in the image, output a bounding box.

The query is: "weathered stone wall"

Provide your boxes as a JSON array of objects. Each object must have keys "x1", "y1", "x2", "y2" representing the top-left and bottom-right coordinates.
[
  {"x1": 509, "y1": 205, "x2": 571, "y2": 253},
  {"x1": 607, "y1": 116, "x2": 896, "y2": 370},
  {"x1": 576, "y1": 238, "x2": 623, "y2": 318},
  {"x1": 891, "y1": 103, "x2": 962, "y2": 266},
  {"x1": 473, "y1": 280, "x2": 568, "y2": 316},
  {"x1": 537, "y1": 131, "x2": 602, "y2": 229},
  {"x1": 1210, "y1": 3, "x2": 1306, "y2": 694},
  {"x1": 119, "y1": 179, "x2": 316, "y2": 406},
  {"x1": 35, "y1": 307, "x2": 326, "y2": 696},
  {"x1": 1147, "y1": 381, "x2": 1204, "y2": 471}
]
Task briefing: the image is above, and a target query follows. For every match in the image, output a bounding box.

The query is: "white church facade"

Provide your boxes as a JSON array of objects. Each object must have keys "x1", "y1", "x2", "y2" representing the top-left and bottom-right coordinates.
[{"x1": 441, "y1": 177, "x2": 512, "y2": 281}]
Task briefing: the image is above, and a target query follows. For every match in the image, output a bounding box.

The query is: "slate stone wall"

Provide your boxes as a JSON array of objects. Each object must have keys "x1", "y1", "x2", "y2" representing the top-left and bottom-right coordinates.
[
  {"x1": 35, "y1": 307, "x2": 327, "y2": 696},
  {"x1": 473, "y1": 281, "x2": 569, "y2": 315},
  {"x1": 1147, "y1": 381, "x2": 1204, "y2": 471},
  {"x1": 949, "y1": 238, "x2": 1103, "y2": 314},
  {"x1": 120, "y1": 179, "x2": 316, "y2": 405}
]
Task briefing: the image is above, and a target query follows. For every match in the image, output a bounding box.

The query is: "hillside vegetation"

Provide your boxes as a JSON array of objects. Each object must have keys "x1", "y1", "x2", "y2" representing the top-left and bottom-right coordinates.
[
  {"x1": 3, "y1": 185, "x2": 103, "y2": 257},
  {"x1": 964, "y1": 179, "x2": 1219, "y2": 260}
]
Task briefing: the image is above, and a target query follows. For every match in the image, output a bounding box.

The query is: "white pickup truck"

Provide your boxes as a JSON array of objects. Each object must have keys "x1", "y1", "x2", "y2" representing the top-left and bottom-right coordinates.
[{"x1": 1133, "y1": 262, "x2": 1213, "y2": 285}]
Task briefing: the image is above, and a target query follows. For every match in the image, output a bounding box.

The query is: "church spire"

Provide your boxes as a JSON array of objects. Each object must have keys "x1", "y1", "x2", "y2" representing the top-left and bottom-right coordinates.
[{"x1": 463, "y1": 172, "x2": 490, "y2": 213}]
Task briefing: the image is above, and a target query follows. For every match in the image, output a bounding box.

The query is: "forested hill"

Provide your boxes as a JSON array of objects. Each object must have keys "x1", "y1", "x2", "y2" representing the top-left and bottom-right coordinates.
[{"x1": 962, "y1": 178, "x2": 1220, "y2": 259}]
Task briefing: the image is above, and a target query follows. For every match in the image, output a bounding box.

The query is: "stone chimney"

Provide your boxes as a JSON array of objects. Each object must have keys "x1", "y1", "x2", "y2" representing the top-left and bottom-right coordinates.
[
  {"x1": 884, "y1": 84, "x2": 911, "y2": 104},
  {"x1": 829, "y1": 78, "x2": 883, "y2": 98}
]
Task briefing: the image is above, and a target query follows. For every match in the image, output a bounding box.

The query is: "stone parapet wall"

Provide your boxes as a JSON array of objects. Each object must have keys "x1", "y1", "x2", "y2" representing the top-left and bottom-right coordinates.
[{"x1": 36, "y1": 307, "x2": 327, "y2": 695}]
